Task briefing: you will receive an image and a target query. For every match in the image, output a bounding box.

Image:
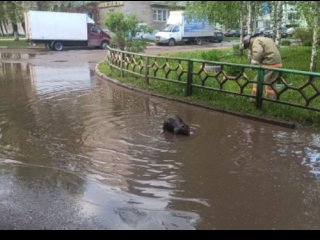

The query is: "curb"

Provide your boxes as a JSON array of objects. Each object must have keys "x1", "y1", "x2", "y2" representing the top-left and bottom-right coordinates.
[{"x1": 95, "y1": 61, "x2": 296, "y2": 129}]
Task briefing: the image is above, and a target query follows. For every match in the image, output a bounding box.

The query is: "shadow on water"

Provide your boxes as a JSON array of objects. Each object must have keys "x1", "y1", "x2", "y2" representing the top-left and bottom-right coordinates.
[{"x1": 1, "y1": 56, "x2": 320, "y2": 229}]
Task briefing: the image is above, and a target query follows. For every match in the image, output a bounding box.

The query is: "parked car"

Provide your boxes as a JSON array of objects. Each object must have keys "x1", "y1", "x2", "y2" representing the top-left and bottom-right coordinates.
[
  {"x1": 135, "y1": 29, "x2": 159, "y2": 41},
  {"x1": 224, "y1": 29, "x2": 240, "y2": 37},
  {"x1": 286, "y1": 27, "x2": 295, "y2": 37},
  {"x1": 254, "y1": 27, "x2": 288, "y2": 39},
  {"x1": 212, "y1": 31, "x2": 224, "y2": 43}
]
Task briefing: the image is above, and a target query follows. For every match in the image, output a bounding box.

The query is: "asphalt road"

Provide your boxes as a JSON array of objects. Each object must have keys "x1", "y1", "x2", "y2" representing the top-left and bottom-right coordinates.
[{"x1": 0, "y1": 40, "x2": 238, "y2": 58}]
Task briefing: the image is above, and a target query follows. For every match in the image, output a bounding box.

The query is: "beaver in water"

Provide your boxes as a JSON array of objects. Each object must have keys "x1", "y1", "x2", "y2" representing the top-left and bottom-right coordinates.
[{"x1": 163, "y1": 115, "x2": 190, "y2": 136}]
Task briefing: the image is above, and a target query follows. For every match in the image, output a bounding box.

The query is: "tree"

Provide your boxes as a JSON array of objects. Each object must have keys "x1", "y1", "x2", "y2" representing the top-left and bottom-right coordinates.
[
  {"x1": 310, "y1": 1, "x2": 319, "y2": 72},
  {"x1": 298, "y1": 1, "x2": 319, "y2": 71},
  {"x1": 4, "y1": 1, "x2": 22, "y2": 40},
  {"x1": 104, "y1": 12, "x2": 139, "y2": 50},
  {"x1": 186, "y1": 1, "x2": 241, "y2": 29},
  {"x1": 186, "y1": 1, "x2": 263, "y2": 57},
  {"x1": 269, "y1": 1, "x2": 284, "y2": 48},
  {"x1": 0, "y1": 2, "x2": 6, "y2": 36}
]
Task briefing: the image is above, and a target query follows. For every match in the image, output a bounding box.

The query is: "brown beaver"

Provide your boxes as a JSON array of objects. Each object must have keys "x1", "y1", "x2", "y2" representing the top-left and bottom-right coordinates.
[{"x1": 163, "y1": 115, "x2": 190, "y2": 136}]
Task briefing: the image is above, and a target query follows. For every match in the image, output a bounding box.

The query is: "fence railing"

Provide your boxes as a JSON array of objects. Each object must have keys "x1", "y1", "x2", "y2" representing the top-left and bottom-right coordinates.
[{"x1": 106, "y1": 46, "x2": 320, "y2": 112}]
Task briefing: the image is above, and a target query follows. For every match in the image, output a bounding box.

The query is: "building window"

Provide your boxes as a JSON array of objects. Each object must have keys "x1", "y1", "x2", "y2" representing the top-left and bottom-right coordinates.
[{"x1": 153, "y1": 9, "x2": 168, "y2": 22}]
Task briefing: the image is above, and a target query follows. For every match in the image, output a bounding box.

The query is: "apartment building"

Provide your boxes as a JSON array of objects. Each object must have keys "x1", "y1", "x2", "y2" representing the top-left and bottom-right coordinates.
[{"x1": 98, "y1": 1, "x2": 170, "y2": 30}]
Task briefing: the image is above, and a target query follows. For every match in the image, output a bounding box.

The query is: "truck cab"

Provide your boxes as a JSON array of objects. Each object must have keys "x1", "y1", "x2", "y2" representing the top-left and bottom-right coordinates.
[
  {"x1": 155, "y1": 24, "x2": 182, "y2": 46},
  {"x1": 87, "y1": 23, "x2": 110, "y2": 49},
  {"x1": 155, "y1": 11, "x2": 215, "y2": 46}
]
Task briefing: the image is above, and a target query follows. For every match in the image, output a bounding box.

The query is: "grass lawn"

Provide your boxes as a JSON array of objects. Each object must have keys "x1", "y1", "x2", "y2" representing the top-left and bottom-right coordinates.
[
  {"x1": 0, "y1": 38, "x2": 29, "y2": 48},
  {"x1": 166, "y1": 46, "x2": 317, "y2": 72}
]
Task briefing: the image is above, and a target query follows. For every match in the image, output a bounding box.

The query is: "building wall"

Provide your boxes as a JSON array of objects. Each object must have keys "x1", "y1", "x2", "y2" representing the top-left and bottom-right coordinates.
[
  {"x1": 256, "y1": 3, "x2": 308, "y2": 29},
  {"x1": 98, "y1": 1, "x2": 169, "y2": 30},
  {"x1": 98, "y1": 1, "x2": 125, "y2": 24},
  {"x1": 282, "y1": 4, "x2": 307, "y2": 27},
  {"x1": 124, "y1": 1, "x2": 168, "y2": 30},
  {"x1": 71, "y1": 3, "x2": 101, "y2": 24}
]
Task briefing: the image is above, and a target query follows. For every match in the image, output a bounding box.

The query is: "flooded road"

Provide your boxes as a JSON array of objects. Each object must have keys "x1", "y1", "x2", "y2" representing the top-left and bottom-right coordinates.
[{"x1": 1, "y1": 49, "x2": 320, "y2": 229}]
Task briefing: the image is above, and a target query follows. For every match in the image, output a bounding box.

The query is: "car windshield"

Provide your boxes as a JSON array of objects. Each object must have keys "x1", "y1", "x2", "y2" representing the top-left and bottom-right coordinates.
[{"x1": 162, "y1": 25, "x2": 175, "y2": 32}]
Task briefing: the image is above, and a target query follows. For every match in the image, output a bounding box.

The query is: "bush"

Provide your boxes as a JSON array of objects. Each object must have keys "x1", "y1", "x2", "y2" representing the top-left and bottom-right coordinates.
[
  {"x1": 281, "y1": 40, "x2": 291, "y2": 46},
  {"x1": 126, "y1": 40, "x2": 148, "y2": 53},
  {"x1": 303, "y1": 41, "x2": 313, "y2": 47},
  {"x1": 104, "y1": 12, "x2": 147, "y2": 52},
  {"x1": 293, "y1": 27, "x2": 313, "y2": 46},
  {"x1": 200, "y1": 51, "x2": 221, "y2": 61}
]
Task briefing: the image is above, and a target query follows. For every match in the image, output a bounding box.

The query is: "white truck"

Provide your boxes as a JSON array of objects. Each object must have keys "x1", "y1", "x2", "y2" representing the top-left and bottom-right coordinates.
[
  {"x1": 24, "y1": 11, "x2": 111, "y2": 51},
  {"x1": 155, "y1": 11, "x2": 220, "y2": 46}
]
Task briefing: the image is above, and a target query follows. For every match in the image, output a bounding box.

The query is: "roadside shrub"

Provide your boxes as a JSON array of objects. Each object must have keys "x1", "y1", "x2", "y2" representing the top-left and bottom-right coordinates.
[
  {"x1": 126, "y1": 40, "x2": 148, "y2": 53},
  {"x1": 303, "y1": 41, "x2": 312, "y2": 47},
  {"x1": 293, "y1": 27, "x2": 313, "y2": 46},
  {"x1": 104, "y1": 12, "x2": 147, "y2": 52},
  {"x1": 281, "y1": 40, "x2": 291, "y2": 46},
  {"x1": 200, "y1": 51, "x2": 220, "y2": 61}
]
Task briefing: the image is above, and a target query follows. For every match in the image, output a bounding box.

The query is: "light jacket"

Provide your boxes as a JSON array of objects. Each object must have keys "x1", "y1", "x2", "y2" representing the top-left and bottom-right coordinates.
[{"x1": 250, "y1": 37, "x2": 282, "y2": 67}]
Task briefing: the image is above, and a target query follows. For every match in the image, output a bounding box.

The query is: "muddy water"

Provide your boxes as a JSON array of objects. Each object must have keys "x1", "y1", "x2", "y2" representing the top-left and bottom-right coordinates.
[{"x1": 1, "y1": 51, "x2": 320, "y2": 229}]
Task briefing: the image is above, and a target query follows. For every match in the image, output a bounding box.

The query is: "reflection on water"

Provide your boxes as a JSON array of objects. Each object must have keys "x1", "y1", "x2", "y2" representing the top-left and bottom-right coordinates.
[
  {"x1": 29, "y1": 64, "x2": 92, "y2": 96},
  {"x1": 1, "y1": 57, "x2": 320, "y2": 229},
  {"x1": 0, "y1": 53, "x2": 36, "y2": 60},
  {"x1": 301, "y1": 134, "x2": 320, "y2": 177}
]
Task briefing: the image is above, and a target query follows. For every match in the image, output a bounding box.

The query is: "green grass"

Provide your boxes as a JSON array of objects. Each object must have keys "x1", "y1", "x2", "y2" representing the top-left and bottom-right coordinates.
[
  {"x1": 100, "y1": 46, "x2": 320, "y2": 128},
  {"x1": 223, "y1": 37, "x2": 240, "y2": 42},
  {"x1": 166, "y1": 46, "x2": 318, "y2": 72},
  {"x1": 0, "y1": 38, "x2": 29, "y2": 48}
]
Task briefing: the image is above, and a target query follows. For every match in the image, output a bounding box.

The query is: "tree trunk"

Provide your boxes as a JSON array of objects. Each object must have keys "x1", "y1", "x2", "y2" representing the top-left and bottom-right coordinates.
[
  {"x1": 239, "y1": 6, "x2": 244, "y2": 56},
  {"x1": 275, "y1": 1, "x2": 283, "y2": 48},
  {"x1": 3, "y1": 21, "x2": 8, "y2": 36},
  {"x1": 310, "y1": 1, "x2": 319, "y2": 72},
  {"x1": 12, "y1": 23, "x2": 19, "y2": 41},
  {"x1": 18, "y1": 16, "x2": 26, "y2": 35},
  {"x1": 247, "y1": 1, "x2": 253, "y2": 63},
  {"x1": 0, "y1": 22, "x2": 4, "y2": 36},
  {"x1": 271, "y1": 1, "x2": 277, "y2": 42},
  {"x1": 252, "y1": 2, "x2": 258, "y2": 34}
]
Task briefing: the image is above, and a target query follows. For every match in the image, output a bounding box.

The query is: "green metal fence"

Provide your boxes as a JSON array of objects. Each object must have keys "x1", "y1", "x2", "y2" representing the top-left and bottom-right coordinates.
[{"x1": 106, "y1": 46, "x2": 320, "y2": 112}]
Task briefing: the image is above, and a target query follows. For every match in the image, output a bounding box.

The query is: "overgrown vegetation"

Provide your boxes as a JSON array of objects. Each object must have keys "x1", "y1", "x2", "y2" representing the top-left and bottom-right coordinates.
[
  {"x1": 166, "y1": 46, "x2": 319, "y2": 72},
  {"x1": 99, "y1": 46, "x2": 320, "y2": 128},
  {"x1": 104, "y1": 12, "x2": 149, "y2": 52},
  {"x1": 294, "y1": 28, "x2": 314, "y2": 46}
]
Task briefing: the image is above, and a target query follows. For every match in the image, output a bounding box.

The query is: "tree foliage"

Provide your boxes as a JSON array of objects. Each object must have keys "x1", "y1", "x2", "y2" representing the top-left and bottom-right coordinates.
[
  {"x1": 0, "y1": 1, "x2": 75, "y2": 37},
  {"x1": 185, "y1": 1, "x2": 241, "y2": 28},
  {"x1": 104, "y1": 12, "x2": 141, "y2": 51}
]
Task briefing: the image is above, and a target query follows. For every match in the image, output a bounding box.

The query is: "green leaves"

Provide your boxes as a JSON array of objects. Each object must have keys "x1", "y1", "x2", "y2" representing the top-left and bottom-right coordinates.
[{"x1": 104, "y1": 12, "x2": 146, "y2": 51}]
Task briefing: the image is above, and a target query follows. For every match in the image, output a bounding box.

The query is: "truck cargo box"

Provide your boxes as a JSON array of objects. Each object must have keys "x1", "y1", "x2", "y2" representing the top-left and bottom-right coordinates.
[
  {"x1": 155, "y1": 11, "x2": 216, "y2": 46},
  {"x1": 25, "y1": 11, "x2": 91, "y2": 41}
]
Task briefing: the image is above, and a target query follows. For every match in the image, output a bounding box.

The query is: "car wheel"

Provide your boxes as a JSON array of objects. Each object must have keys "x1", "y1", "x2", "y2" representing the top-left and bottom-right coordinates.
[
  {"x1": 168, "y1": 39, "x2": 175, "y2": 47},
  {"x1": 196, "y1": 38, "x2": 203, "y2": 45},
  {"x1": 100, "y1": 41, "x2": 108, "y2": 49},
  {"x1": 53, "y1": 41, "x2": 64, "y2": 51},
  {"x1": 49, "y1": 41, "x2": 55, "y2": 50}
]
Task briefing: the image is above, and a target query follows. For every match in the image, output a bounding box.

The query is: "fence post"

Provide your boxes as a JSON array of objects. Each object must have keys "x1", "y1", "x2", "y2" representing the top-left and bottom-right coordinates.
[
  {"x1": 144, "y1": 56, "x2": 149, "y2": 85},
  {"x1": 120, "y1": 52, "x2": 124, "y2": 78},
  {"x1": 186, "y1": 60, "x2": 193, "y2": 96},
  {"x1": 256, "y1": 68, "x2": 264, "y2": 109}
]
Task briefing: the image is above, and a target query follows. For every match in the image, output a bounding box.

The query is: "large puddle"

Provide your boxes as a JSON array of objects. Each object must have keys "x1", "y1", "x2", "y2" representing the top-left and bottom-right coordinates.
[{"x1": 1, "y1": 53, "x2": 320, "y2": 229}]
